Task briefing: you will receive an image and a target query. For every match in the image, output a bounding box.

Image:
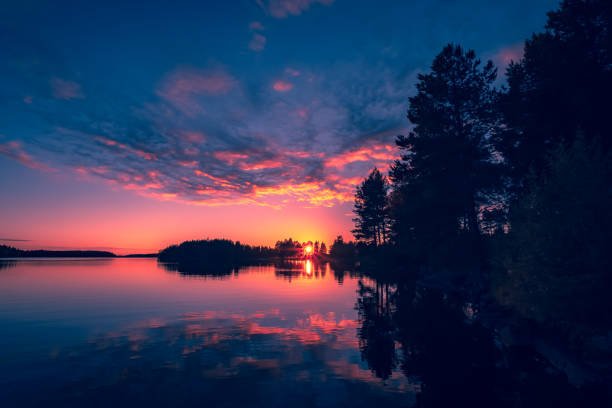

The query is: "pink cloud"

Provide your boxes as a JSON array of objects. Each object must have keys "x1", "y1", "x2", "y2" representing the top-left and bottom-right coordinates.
[
  {"x1": 273, "y1": 80, "x2": 293, "y2": 92},
  {"x1": 285, "y1": 67, "x2": 300, "y2": 76},
  {"x1": 180, "y1": 131, "x2": 206, "y2": 143},
  {"x1": 240, "y1": 159, "x2": 284, "y2": 171},
  {"x1": 488, "y1": 43, "x2": 524, "y2": 69},
  {"x1": 50, "y1": 78, "x2": 84, "y2": 100},
  {"x1": 214, "y1": 151, "x2": 249, "y2": 165},
  {"x1": 161, "y1": 68, "x2": 234, "y2": 96},
  {"x1": 257, "y1": 0, "x2": 335, "y2": 18},
  {"x1": 325, "y1": 144, "x2": 396, "y2": 169},
  {"x1": 157, "y1": 67, "x2": 236, "y2": 113},
  {"x1": 0, "y1": 141, "x2": 55, "y2": 172},
  {"x1": 94, "y1": 136, "x2": 157, "y2": 160}
]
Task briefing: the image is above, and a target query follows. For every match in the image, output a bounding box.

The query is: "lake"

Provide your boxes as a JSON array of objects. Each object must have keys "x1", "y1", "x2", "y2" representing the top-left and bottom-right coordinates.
[{"x1": 0, "y1": 258, "x2": 597, "y2": 407}]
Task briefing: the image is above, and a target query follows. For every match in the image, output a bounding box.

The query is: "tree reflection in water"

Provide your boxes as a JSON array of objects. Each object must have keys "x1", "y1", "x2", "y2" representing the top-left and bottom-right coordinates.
[
  {"x1": 355, "y1": 278, "x2": 607, "y2": 407},
  {"x1": 356, "y1": 279, "x2": 397, "y2": 381}
]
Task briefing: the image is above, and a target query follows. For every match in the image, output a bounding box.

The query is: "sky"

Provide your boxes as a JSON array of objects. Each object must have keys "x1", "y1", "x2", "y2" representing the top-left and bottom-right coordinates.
[{"x1": 0, "y1": 0, "x2": 559, "y2": 254}]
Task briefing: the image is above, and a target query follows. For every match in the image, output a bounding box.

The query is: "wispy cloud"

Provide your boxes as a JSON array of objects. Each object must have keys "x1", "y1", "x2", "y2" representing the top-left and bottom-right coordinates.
[
  {"x1": 249, "y1": 33, "x2": 267, "y2": 51},
  {"x1": 256, "y1": 0, "x2": 335, "y2": 18},
  {"x1": 9, "y1": 60, "x2": 414, "y2": 209},
  {"x1": 50, "y1": 78, "x2": 84, "y2": 100},
  {"x1": 248, "y1": 20, "x2": 267, "y2": 51},
  {"x1": 273, "y1": 80, "x2": 293, "y2": 92},
  {"x1": 324, "y1": 144, "x2": 396, "y2": 169},
  {"x1": 0, "y1": 141, "x2": 56, "y2": 172},
  {"x1": 156, "y1": 66, "x2": 237, "y2": 115},
  {"x1": 249, "y1": 21, "x2": 265, "y2": 31}
]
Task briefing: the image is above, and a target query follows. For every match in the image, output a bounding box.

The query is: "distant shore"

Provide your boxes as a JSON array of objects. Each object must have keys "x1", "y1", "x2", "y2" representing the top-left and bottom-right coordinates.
[{"x1": 0, "y1": 245, "x2": 157, "y2": 258}]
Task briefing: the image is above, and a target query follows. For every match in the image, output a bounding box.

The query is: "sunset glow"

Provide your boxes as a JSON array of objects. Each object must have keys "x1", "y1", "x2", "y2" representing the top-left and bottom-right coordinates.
[
  {"x1": 0, "y1": 0, "x2": 557, "y2": 252},
  {"x1": 2, "y1": 0, "x2": 604, "y2": 406}
]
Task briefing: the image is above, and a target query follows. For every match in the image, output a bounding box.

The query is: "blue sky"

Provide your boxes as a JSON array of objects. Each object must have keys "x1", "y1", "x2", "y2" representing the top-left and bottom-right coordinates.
[{"x1": 0, "y1": 0, "x2": 559, "y2": 251}]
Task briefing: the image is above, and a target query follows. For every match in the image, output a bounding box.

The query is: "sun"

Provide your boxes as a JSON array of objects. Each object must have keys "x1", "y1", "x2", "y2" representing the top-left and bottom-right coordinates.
[{"x1": 304, "y1": 245, "x2": 313, "y2": 254}]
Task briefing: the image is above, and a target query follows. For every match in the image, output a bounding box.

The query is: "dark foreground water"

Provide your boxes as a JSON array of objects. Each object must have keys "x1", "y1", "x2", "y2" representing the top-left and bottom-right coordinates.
[{"x1": 0, "y1": 258, "x2": 606, "y2": 407}]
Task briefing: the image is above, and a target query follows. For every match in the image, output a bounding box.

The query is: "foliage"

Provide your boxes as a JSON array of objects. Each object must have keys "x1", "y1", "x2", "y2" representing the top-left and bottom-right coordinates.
[
  {"x1": 274, "y1": 238, "x2": 303, "y2": 258},
  {"x1": 329, "y1": 235, "x2": 356, "y2": 260},
  {"x1": 352, "y1": 168, "x2": 390, "y2": 246},
  {"x1": 389, "y1": 44, "x2": 501, "y2": 257},
  {"x1": 492, "y1": 137, "x2": 612, "y2": 334},
  {"x1": 319, "y1": 242, "x2": 327, "y2": 255},
  {"x1": 159, "y1": 239, "x2": 275, "y2": 271},
  {"x1": 352, "y1": 0, "x2": 612, "y2": 340},
  {"x1": 496, "y1": 0, "x2": 612, "y2": 189},
  {"x1": 0, "y1": 245, "x2": 116, "y2": 258}
]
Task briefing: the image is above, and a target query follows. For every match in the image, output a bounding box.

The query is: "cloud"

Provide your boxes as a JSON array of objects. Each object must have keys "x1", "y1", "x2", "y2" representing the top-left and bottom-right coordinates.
[
  {"x1": 285, "y1": 68, "x2": 300, "y2": 76},
  {"x1": 248, "y1": 21, "x2": 267, "y2": 52},
  {"x1": 50, "y1": 78, "x2": 84, "y2": 100},
  {"x1": 0, "y1": 141, "x2": 56, "y2": 172},
  {"x1": 156, "y1": 67, "x2": 236, "y2": 114},
  {"x1": 273, "y1": 80, "x2": 293, "y2": 92},
  {"x1": 11, "y1": 61, "x2": 413, "y2": 209},
  {"x1": 249, "y1": 21, "x2": 265, "y2": 31},
  {"x1": 249, "y1": 33, "x2": 267, "y2": 51},
  {"x1": 256, "y1": 0, "x2": 335, "y2": 18},
  {"x1": 324, "y1": 144, "x2": 396, "y2": 169}
]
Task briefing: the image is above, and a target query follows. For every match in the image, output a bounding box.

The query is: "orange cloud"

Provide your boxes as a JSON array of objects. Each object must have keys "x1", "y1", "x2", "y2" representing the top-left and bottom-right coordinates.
[
  {"x1": 325, "y1": 144, "x2": 395, "y2": 168},
  {"x1": 240, "y1": 159, "x2": 284, "y2": 171}
]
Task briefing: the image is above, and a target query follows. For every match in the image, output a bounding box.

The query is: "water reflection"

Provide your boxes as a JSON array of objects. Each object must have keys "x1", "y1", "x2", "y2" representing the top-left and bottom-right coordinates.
[
  {"x1": 0, "y1": 258, "x2": 606, "y2": 407},
  {"x1": 354, "y1": 278, "x2": 608, "y2": 407},
  {"x1": 0, "y1": 260, "x2": 16, "y2": 271}
]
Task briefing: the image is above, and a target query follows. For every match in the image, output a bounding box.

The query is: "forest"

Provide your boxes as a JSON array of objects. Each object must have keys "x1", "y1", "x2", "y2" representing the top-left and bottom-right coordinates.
[{"x1": 348, "y1": 0, "x2": 611, "y2": 342}]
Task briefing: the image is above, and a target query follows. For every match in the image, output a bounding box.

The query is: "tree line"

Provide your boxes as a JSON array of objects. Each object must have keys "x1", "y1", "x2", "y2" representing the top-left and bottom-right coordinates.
[
  {"x1": 351, "y1": 0, "x2": 612, "y2": 335},
  {"x1": 0, "y1": 244, "x2": 116, "y2": 258},
  {"x1": 158, "y1": 238, "x2": 329, "y2": 272}
]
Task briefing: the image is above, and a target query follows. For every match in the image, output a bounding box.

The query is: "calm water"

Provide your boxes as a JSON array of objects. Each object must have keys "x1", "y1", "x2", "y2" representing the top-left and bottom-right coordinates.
[
  {"x1": 0, "y1": 258, "x2": 414, "y2": 407},
  {"x1": 0, "y1": 258, "x2": 600, "y2": 407}
]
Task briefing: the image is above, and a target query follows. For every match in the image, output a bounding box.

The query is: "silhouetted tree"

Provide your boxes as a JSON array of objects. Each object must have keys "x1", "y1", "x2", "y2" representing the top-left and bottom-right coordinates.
[
  {"x1": 0, "y1": 245, "x2": 115, "y2": 258},
  {"x1": 319, "y1": 242, "x2": 327, "y2": 255},
  {"x1": 356, "y1": 279, "x2": 397, "y2": 380},
  {"x1": 158, "y1": 239, "x2": 276, "y2": 274},
  {"x1": 329, "y1": 235, "x2": 356, "y2": 260},
  {"x1": 496, "y1": 0, "x2": 612, "y2": 191},
  {"x1": 493, "y1": 136, "x2": 612, "y2": 333},
  {"x1": 274, "y1": 238, "x2": 302, "y2": 258},
  {"x1": 352, "y1": 168, "x2": 389, "y2": 246},
  {"x1": 389, "y1": 44, "x2": 501, "y2": 256}
]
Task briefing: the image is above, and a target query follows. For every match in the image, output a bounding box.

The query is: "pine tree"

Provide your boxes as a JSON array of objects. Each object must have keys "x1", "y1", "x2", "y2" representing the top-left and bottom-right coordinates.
[
  {"x1": 389, "y1": 44, "x2": 501, "y2": 252},
  {"x1": 352, "y1": 168, "x2": 389, "y2": 246}
]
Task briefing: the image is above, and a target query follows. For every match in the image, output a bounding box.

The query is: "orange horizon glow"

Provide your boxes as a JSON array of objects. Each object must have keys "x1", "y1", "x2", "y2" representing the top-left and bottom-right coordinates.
[
  {"x1": 1, "y1": 135, "x2": 393, "y2": 254},
  {"x1": 0, "y1": 165, "x2": 353, "y2": 254}
]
